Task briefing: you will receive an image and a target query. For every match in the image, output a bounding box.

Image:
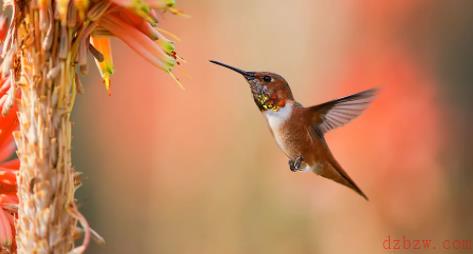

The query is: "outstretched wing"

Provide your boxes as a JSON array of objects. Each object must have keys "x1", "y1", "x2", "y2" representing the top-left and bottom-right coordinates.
[{"x1": 308, "y1": 88, "x2": 377, "y2": 134}]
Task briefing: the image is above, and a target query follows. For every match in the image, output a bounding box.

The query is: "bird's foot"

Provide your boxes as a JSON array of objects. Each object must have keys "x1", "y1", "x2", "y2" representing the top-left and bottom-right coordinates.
[{"x1": 289, "y1": 155, "x2": 304, "y2": 172}]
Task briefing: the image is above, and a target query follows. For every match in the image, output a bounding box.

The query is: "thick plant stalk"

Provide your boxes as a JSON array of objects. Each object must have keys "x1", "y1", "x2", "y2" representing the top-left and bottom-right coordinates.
[
  {"x1": 12, "y1": 4, "x2": 79, "y2": 253},
  {"x1": 0, "y1": 0, "x2": 183, "y2": 252},
  {"x1": 15, "y1": 63, "x2": 77, "y2": 251}
]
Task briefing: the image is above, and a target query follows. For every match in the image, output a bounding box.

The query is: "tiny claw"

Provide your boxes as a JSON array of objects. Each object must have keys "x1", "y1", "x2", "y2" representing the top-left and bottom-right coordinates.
[
  {"x1": 289, "y1": 160, "x2": 297, "y2": 172},
  {"x1": 289, "y1": 155, "x2": 304, "y2": 172}
]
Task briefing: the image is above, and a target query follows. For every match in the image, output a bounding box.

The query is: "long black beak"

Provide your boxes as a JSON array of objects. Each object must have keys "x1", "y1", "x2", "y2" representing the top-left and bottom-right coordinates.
[{"x1": 209, "y1": 60, "x2": 255, "y2": 80}]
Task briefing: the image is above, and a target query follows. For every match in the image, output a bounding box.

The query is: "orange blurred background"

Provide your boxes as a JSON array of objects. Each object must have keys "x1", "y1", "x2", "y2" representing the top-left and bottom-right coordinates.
[{"x1": 73, "y1": 1, "x2": 473, "y2": 253}]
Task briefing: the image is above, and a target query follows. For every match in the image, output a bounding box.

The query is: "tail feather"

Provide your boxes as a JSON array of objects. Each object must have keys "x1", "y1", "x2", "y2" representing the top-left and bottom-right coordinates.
[{"x1": 317, "y1": 158, "x2": 369, "y2": 200}]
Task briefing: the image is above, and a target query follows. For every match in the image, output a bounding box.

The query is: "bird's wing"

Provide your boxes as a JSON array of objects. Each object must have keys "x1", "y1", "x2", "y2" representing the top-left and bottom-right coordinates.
[{"x1": 308, "y1": 88, "x2": 377, "y2": 135}]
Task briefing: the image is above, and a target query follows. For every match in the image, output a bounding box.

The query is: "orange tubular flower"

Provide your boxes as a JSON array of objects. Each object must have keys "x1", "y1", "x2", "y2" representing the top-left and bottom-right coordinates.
[
  {"x1": 75, "y1": 0, "x2": 184, "y2": 94},
  {"x1": 0, "y1": 79, "x2": 18, "y2": 253},
  {"x1": 90, "y1": 36, "x2": 114, "y2": 95},
  {"x1": 0, "y1": 1, "x2": 184, "y2": 101}
]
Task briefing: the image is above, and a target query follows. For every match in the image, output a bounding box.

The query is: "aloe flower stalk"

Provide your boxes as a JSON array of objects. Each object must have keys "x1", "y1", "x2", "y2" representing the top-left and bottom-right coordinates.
[{"x1": 0, "y1": 0, "x2": 184, "y2": 252}]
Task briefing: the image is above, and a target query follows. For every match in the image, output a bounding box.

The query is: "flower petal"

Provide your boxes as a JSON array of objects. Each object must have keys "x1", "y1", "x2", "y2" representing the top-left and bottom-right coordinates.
[
  {"x1": 99, "y1": 16, "x2": 175, "y2": 73},
  {"x1": 109, "y1": 0, "x2": 156, "y2": 24},
  {"x1": 0, "y1": 209, "x2": 13, "y2": 250},
  {"x1": 0, "y1": 16, "x2": 8, "y2": 42},
  {"x1": 90, "y1": 36, "x2": 114, "y2": 95}
]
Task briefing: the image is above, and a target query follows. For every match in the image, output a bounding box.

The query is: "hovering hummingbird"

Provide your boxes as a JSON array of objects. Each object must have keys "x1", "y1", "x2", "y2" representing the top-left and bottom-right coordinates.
[{"x1": 210, "y1": 60, "x2": 377, "y2": 200}]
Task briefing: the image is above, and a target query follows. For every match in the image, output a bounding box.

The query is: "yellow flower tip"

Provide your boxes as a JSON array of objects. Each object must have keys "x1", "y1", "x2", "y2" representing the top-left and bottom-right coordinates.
[
  {"x1": 175, "y1": 54, "x2": 186, "y2": 64},
  {"x1": 163, "y1": 0, "x2": 176, "y2": 7},
  {"x1": 157, "y1": 28, "x2": 181, "y2": 42},
  {"x1": 130, "y1": 1, "x2": 158, "y2": 24},
  {"x1": 103, "y1": 77, "x2": 112, "y2": 96},
  {"x1": 169, "y1": 7, "x2": 191, "y2": 18},
  {"x1": 56, "y1": 0, "x2": 69, "y2": 24},
  {"x1": 74, "y1": 0, "x2": 90, "y2": 20},
  {"x1": 158, "y1": 40, "x2": 175, "y2": 55},
  {"x1": 152, "y1": 0, "x2": 174, "y2": 9},
  {"x1": 169, "y1": 72, "x2": 185, "y2": 90}
]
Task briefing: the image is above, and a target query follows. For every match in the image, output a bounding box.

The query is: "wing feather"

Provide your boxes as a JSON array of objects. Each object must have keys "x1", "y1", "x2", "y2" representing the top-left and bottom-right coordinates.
[{"x1": 309, "y1": 89, "x2": 377, "y2": 134}]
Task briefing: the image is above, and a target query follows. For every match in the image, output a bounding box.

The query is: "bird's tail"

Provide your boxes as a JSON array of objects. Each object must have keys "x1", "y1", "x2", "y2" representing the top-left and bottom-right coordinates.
[{"x1": 317, "y1": 156, "x2": 369, "y2": 200}]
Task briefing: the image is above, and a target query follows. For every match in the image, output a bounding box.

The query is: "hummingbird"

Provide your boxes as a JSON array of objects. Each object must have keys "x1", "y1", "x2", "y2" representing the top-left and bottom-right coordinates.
[{"x1": 210, "y1": 60, "x2": 377, "y2": 200}]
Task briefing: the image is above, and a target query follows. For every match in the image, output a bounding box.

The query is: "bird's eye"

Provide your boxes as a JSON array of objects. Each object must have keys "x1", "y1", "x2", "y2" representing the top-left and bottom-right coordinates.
[{"x1": 263, "y1": 75, "x2": 272, "y2": 82}]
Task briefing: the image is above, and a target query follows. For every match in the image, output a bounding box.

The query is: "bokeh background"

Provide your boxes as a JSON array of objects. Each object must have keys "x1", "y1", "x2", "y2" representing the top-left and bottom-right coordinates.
[{"x1": 72, "y1": 1, "x2": 473, "y2": 253}]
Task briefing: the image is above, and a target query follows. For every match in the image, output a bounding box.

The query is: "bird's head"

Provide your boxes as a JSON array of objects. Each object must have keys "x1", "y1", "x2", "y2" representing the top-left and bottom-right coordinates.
[{"x1": 210, "y1": 60, "x2": 294, "y2": 111}]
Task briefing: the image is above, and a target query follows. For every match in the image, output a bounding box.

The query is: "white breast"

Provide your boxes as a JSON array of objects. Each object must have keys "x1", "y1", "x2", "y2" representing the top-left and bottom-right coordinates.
[{"x1": 263, "y1": 102, "x2": 294, "y2": 155}]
